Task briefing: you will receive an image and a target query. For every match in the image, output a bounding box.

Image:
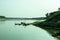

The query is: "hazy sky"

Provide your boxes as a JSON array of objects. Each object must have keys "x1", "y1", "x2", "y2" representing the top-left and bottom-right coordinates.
[{"x1": 0, "y1": 0, "x2": 60, "y2": 18}]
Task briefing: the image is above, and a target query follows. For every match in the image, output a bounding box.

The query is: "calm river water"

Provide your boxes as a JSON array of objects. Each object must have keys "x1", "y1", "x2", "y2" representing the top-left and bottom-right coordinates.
[{"x1": 0, "y1": 20, "x2": 57, "y2": 40}]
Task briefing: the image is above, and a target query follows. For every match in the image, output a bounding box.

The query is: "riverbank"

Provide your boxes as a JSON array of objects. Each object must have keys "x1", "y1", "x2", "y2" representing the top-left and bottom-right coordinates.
[
  {"x1": 0, "y1": 18, "x2": 6, "y2": 21},
  {"x1": 32, "y1": 10, "x2": 60, "y2": 40}
]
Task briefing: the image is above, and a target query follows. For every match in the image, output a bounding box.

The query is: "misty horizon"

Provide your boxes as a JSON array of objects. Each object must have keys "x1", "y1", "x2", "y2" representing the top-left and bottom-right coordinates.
[{"x1": 0, "y1": 0, "x2": 60, "y2": 18}]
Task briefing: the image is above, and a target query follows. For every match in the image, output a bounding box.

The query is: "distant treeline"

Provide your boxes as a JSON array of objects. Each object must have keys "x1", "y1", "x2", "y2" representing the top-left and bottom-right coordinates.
[
  {"x1": 0, "y1": 16, "x2": 46, "y2": 20},
  {"x1": 0, "y1": 16, "x2": 6, "y2": 18}
]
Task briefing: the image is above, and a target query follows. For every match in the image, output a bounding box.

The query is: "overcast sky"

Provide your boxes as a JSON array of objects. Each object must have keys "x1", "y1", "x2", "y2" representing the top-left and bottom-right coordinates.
[{"x1": 0, "y1": 0, "x2": 60, "y2": 18}]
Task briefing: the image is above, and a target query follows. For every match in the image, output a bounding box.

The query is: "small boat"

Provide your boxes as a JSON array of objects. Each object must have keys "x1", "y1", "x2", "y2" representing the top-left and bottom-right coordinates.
[{"x1": 15, "y1": 23, "x2": 21, "y2": 25}]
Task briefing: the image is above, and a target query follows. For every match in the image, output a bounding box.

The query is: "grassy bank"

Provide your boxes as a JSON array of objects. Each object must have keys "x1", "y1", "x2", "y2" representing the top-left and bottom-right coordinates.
[{"x1": 32, "y1": 10, "x2": 60, "y2": 39}]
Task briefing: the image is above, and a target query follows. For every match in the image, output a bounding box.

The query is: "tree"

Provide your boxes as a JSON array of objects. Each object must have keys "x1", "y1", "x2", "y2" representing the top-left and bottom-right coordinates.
[{"x1": 0, "y1": 16, "x2": 5, "y2": 18}]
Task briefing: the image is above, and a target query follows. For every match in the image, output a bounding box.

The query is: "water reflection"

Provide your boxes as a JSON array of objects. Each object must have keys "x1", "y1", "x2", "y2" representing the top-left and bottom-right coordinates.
[{"x1": 0, "y1": 20, "x2": 57, "y2": 40}]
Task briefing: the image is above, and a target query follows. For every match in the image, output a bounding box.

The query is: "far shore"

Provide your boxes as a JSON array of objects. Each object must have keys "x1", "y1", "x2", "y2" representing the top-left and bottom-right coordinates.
[{"x1": 0, "y1": 17, "x2": 46, "y2": 21}]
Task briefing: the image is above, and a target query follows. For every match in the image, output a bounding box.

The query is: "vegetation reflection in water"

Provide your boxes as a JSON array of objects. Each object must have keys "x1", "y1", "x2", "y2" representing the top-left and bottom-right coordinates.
[
  {"x1": 0, "y1": 8, "x2": 60, "y2": 40},
  {"x1": 32, "y1": 8, "x2": 60, "y2": 40},
  {"x1": 14, "y1": 8, "x2": 60, "y2": 40},
  {"x1": 0, "y1": 20, "x2": 57, "y2": 40}
]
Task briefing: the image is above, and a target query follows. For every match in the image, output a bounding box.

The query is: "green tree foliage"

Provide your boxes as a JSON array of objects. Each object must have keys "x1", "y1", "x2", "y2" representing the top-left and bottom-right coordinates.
[
  {"x1": 32, "y1": 10, "x2": 60, "y2": 38},
  {"x1": 0, "y1": 16, "x2": 5, "y2": 18}
]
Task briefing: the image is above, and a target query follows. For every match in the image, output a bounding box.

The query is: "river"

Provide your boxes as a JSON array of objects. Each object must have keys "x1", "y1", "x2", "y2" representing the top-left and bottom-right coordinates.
[{"x1": 0, "y1": 20, "x2": 57, "y2": 40}]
